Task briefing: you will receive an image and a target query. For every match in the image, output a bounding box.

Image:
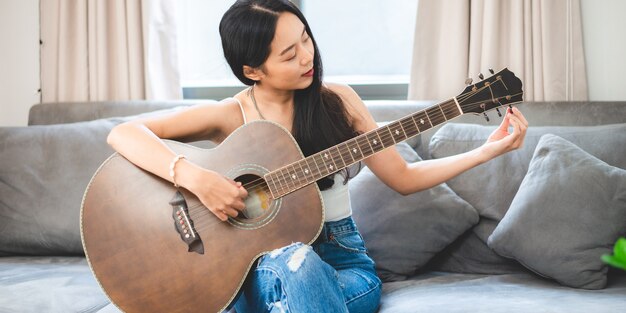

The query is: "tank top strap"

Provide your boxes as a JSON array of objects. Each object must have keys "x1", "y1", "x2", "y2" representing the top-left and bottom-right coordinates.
[{"x1": 229, "y1": 97, "x2": 247, "y2": 125}]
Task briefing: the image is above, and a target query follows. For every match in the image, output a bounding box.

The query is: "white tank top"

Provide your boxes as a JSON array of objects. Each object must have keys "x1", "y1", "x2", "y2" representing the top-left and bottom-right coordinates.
[{"x1": 230, "y1": 97, "x2": 352, "y2": 222}]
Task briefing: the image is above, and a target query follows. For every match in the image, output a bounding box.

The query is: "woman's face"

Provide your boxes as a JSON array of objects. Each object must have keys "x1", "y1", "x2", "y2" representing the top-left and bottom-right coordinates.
[{"x1": 256, "y1": 12, "x2": 315, "y2": 90}]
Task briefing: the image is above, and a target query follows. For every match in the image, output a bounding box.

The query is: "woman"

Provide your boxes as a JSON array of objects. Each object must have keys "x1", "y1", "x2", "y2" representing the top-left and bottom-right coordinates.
[{"x1": 107, "y1": 0, "x2": 528, "y2": 312}]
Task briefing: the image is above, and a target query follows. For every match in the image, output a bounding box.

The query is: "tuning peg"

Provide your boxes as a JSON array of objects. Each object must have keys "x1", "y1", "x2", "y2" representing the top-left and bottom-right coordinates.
[
  {"x1": 489, "y1": 68, "x2": 495, "y2": 75},
  {"x1": 495, "y1": 108, "x2": 502, "y2": 117},
  {"x1": 478, "y1": 73, "x2": 484, "y2": 80},
  {"x1": 465, "y1": 78, "x2": 473, "y2": 85},
  {"x1": 483, "y1": 112, "x2": 490, "y2": 122}
]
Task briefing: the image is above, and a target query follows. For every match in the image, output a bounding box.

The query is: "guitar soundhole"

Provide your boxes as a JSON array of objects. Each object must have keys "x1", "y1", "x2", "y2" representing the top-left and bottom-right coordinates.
[
  {"x1": 229, "y1": 173, "x2": 280, "y2": 228},
  {"x1": 238, "y1": 174, "x2": 271, "y2": 219}
]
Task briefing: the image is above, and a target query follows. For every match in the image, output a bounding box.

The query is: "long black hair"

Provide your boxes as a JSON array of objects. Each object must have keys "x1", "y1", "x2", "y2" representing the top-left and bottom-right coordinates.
[{"x1": 219, "y1": 0, "x2": 361, "y2": 190}]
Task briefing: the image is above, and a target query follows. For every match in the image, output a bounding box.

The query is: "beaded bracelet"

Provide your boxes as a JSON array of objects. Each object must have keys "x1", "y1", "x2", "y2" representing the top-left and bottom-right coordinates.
[{"x1": 169, "y1": 154, "x2": 186, "y2": 188}]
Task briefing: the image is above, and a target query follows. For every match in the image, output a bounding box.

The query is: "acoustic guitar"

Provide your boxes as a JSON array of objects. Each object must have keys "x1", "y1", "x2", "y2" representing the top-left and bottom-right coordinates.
[{"x1": 81, "y1": 68, "x2": 523, "y2": 312}]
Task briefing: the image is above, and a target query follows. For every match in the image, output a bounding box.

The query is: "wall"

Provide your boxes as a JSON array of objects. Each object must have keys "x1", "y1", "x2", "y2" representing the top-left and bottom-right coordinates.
[
  {"x1": 0, "y1": 1, "x2": 624, "y2": 126},
  {"x1": 580, "y1": 0, "x2": 626, "y2": 100},
  {"x1": 0, "y1": 0, "x2": 40, "y2": 126}
]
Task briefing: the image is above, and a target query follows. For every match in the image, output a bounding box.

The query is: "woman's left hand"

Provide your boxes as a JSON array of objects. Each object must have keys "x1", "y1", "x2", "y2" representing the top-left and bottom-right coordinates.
[{"x1": 480, "y1": 107, "x2": 529, "y2": 160}]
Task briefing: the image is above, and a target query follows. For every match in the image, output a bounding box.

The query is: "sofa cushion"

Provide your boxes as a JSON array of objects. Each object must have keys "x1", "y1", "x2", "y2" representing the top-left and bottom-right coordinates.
[
  {"x1": 379, "y1": 271, "x2": 626, "y2": 313},
  {"x1": 0, "y1": 118, "x2": 123, "y2": 255},
  {"x1": 487, "y1": 135, "x2": 626, "y2": 289},
  {"x1": 427, "y1": 123, "x2": 626, "y2": 274},
  {"x1": 425, "y1": 227, "x2": 526, "y2": 274},
  {"x1": 350, "y1": 142, "x2": 479, "y2": 282},
  {"x1": 0, "y1": 257, "x2": 111, "y2": 312},
  {"x1": 0, "y1": 108, "x2": 192, "y2": 256},
  {"x1": 430, "y1": 123, "x2": 626, "y2": 235}
]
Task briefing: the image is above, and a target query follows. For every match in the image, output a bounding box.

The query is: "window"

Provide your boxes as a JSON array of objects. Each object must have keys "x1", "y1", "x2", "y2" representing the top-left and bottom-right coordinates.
[{"x1": 176, "y1": 0, "x2": 418, "y2": 99}]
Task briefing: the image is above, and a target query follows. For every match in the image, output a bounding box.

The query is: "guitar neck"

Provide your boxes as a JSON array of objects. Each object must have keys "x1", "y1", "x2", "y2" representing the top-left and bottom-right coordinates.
[{"x1": 264, "y1": 98, "x2": 462, "y2": 199}]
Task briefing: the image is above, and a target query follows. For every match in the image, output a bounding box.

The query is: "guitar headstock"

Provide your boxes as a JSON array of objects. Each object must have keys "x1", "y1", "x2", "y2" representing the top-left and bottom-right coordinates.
[{"x1": 457, "y1": 68, "x2": 523, "y2": 115}]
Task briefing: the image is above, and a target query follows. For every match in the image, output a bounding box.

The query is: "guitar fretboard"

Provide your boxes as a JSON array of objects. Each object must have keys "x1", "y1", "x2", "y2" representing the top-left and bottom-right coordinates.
[{"x1": 264, "y1": 98, "x2": 462, "y2": 198}]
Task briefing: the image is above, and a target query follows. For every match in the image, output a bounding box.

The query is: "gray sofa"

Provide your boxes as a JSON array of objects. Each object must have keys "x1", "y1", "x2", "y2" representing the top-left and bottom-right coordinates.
[{"x1": 1, "y1": 100, "x2": 625, "y2": 313}]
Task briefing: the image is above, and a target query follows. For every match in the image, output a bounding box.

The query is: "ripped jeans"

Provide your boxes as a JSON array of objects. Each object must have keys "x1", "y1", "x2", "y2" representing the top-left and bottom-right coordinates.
[{"x1": 232, "y1": 216, "x2": 382, "y2": 313}]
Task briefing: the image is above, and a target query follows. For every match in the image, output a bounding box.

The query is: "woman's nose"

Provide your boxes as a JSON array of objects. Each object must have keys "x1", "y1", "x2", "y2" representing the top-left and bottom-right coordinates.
[{"x1": 300, "y1": 46, "x2": 314, "y2": 66}]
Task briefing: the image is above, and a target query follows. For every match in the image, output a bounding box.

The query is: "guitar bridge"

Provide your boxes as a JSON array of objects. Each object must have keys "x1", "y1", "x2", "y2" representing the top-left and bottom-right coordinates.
[{"x1": 169, "y1": 191, "x2": 204, "y2": 254}]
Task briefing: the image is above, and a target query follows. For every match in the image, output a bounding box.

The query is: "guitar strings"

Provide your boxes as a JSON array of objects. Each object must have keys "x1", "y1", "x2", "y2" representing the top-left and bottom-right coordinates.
[
  {"x1": 233, "y1": 82, "x2": 515, "y2": 194},
  {"x1": 234, "y1": 86, "x2": 517, "y2": 197},
  {"x1": 204, "y1": 85, "x2": 517, "y2": 202},
  {"x1": 188, "y1": 83, "x2": 521, "y2": 220}
]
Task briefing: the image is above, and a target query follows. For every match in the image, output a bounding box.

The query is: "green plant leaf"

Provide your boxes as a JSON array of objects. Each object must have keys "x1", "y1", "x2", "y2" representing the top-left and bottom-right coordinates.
[
  {"x1": 602, "y1": 255, "x2": 626, "y2": 270},
  {"x1": 614, "y1": 237, "x2": 626, "y2": 260},
  {"x1": 602, "y1": 237, "x2": 626, "y2": 270}
]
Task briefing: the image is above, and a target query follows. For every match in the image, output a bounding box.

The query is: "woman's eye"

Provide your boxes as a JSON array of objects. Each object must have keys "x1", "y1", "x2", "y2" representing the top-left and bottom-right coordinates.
[{"x1": 287, "y1": 54, "x2": 296, "y2": 61}]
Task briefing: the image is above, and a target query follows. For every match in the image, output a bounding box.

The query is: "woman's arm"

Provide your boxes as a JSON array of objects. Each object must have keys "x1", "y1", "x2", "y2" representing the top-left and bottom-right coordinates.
[
  {"x1": 106, "y1": 100, "x2": 248, "y2": 221},
  {"x1": 328, "y1": 83, "x2": 528, "y2": 195}
]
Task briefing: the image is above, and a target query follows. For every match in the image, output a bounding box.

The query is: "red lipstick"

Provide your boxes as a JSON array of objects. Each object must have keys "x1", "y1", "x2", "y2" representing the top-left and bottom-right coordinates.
[{"x1": 302, "y1": 68, "x2": 314, "y2": 77}]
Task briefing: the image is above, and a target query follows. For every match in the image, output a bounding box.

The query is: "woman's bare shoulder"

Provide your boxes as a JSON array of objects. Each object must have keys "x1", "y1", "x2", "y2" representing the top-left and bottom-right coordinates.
[
  {"x1": 130, "y1": 98, "x2": 245, "y2": 142},
  {"x1": 324, "y1": 82, "x2": 376, "y2": 132}
]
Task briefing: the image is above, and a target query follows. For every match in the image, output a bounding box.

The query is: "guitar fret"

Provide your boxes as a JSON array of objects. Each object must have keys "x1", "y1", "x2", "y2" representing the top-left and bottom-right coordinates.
[
  {"x1": 268, "y1": 173, "x2": 280, "y2": 197},
  {"x1": 329, "y1": 147, "x2": 343, "y2": 172},
  {"x1": 442, "y1": 100, "x2": 462, "y2": 119},
  {"x1": 339, "y1": 142, "x2": 355, "y2": 164},
  {"x1": 426, "y1": 107, "x2": 442, "y2": 126},
  {"x1": 400, "y1": 117, "x2": 419, "y2": 138},
  {"x1": 293, "y1": 163, "x2": 304, "y2": 186},
  {"x1": 344, "y1": 140, "x2": 356, "y2": 163},
  {"x1": 289, "y1": 163, "x2": 300, "y2": 191},
  {"x1": 409, "y1": 114, "x2": 420, "y2": 131},
  {"x1": 356, "y1": 135, "x2": 372, "y2": 157},
  {"x1": 336, "y1": 142, "x2": 354, "y2": 166},
  {"x1": 424, "y1": 110, "x2": 434, "y2": 128},
  {"x1": 348, "y1": 138, "x2": 365, "y2": 161},
  {"x1": 333, "y1": 145, "x2": 347, "y2": 169},
  {"x1": 365, "y1": 132, "x2": 381, "y2": 153},
  {"x1": 374, "y1": 131, "x2": 386, "y2": 151},
  {"x1": 413, "y1": 110, "x2": 432, "y2": 131},
  {"x1": 285, "y1": 165, "x2": 297, "y2": 191},
  {"x1": 276, "y1": 170, "x2": 287, "y2": 193},
  {"x1": 278, "y1": 168, "x2": 289, "y2": 194},
  {"x1": 316, "y1": 152, "x2": 331, "y2": 176},
  {"x1": 378, "y1": 124, "x2": 396, "y2": 148},
  {"x1": 306, "y1": 156, "x2": 322, "y2": 181},
  {"x1": 292, "y1": 163, "x2": 303, "y2": 189},
  {"x1": 318, "y1": 151, "x2": 332, "y2": 177},
  {"x1": 437, "y1": 104, "x2": 448, "y2": 121},
  {"x1": 388, "y1": 122, "x2": 405, "y2": 142},
  {"x1": 264, "y1": 173, "x2": 273, "y2": 194},
  {"x1": 362, "y1": 133, "x2": 376, "y2": 155},
  {"x1": 296, "y1": 160, "x2": 310, "y2": 185},
  {"x1": 322, "y1": 150, "x2": 336, "y2": 173},
  {"x1": 397, "y1": 119, "x2": 408, "y2": 138}
]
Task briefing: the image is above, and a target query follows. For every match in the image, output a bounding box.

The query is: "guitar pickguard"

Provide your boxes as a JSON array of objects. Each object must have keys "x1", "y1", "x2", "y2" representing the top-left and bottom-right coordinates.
[{"x1": 169, "y1": 191, "x2": 204, "y2": 254}]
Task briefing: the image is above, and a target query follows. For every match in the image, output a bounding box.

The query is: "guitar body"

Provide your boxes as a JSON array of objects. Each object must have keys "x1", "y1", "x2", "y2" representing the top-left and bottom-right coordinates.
[{"x1": 81, "y1": 120, "x2": 324, "y2": 313}]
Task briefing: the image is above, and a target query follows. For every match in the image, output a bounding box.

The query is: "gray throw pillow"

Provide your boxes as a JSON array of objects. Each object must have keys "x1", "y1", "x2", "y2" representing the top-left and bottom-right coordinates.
[
  {"x1": 0, "y1": 118, "x2": 121, "y2": 255},
  {"x1": 0, "y1": 107, "x2": 205, "y2": 256},
  {"x1": 426, "y1": 123, "x2": 626, "y2": 274},
  {"x1": 487, "y1": 134, "x2": 626, "y2": 289},
  {"x1": 429, "y1": 123, "x2": 626, "y2": 241},
  {"x1": 350, "y1": 142, "x2": 479, "y2": 282}
]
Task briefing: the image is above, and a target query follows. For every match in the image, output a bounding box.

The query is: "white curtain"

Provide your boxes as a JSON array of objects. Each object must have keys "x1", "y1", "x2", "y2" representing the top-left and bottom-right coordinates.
[
  {"x1": 40, "y1": 0, "x2": 182, "y2": 102},
  {"x1": 409, "y1": 0, "x2": 588, "y2": 101}
]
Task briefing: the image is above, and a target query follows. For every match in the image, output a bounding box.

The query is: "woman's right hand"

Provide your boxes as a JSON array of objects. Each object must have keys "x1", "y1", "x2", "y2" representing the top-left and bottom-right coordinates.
[{"x1": 187, "y1": 169, "x2": 248, "y2": 222}]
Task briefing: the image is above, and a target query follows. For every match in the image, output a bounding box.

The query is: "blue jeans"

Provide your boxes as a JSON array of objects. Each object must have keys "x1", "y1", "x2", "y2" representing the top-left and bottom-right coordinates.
[{"x1": 232, "y1": 216, "x2": 382, "y2": 313}]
